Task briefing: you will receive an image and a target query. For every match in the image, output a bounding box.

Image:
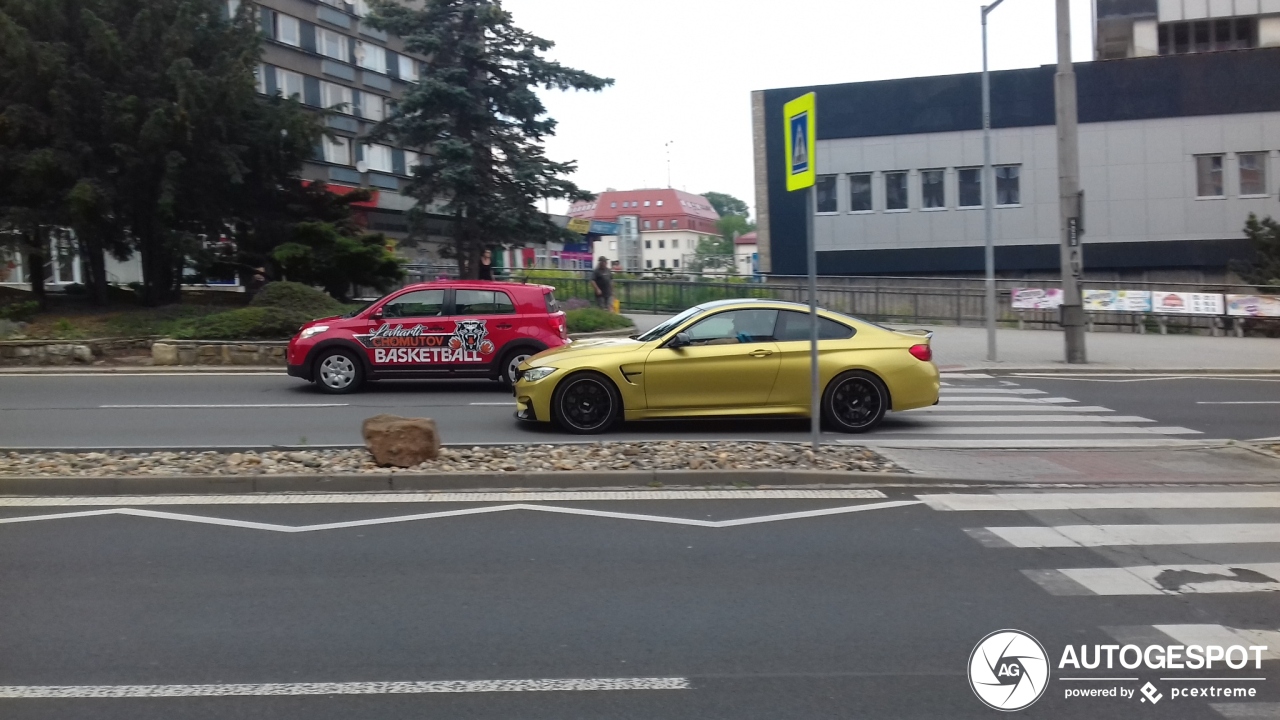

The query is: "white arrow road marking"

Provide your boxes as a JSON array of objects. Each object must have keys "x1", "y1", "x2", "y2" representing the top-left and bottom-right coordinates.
[
  {"x1": 939, "y1": 388, "x2": 1046, "y2": 395},
  {"x1": 938, "y1": 396, "x2": 1078, "y2": 404},
  {"x1": 0, "y1": 677, "x2": 692, "y2": 699},
  {"x1": 0, "y1": 500, "x2": 921, "y2": 532},
  {"x1": 0, "y1": 489, "x2": 889, "y2": 507}
]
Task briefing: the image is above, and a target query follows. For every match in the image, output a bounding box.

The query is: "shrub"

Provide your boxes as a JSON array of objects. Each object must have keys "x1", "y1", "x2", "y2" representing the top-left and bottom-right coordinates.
[
  {"x1": 0, "y1": 300, "x2": 40, "y2": 323},
  {"x1": 249, "y1": 281, "x2": 347, "y2": 318},
  {"x1": 173, "y1": 307, "x2": 315, "y2": 340},
  {"x1": 566, "y1": 308, "x2": 634, "y2": 334}
]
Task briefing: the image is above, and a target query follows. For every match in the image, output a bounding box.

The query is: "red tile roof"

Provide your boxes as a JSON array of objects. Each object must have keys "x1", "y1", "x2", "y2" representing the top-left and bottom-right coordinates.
[
  {"x1": 567, "y1": 188, "x2": 721, "y2": 223},
  {"x1": 734, "y1": 231, "x2": 758, "y2": 245}
]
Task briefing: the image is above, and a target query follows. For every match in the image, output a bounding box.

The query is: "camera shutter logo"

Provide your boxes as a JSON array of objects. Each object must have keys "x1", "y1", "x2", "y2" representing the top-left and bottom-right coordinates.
[{"x1": 969, "y1": 630, "x2": 1050, "y2": 711}]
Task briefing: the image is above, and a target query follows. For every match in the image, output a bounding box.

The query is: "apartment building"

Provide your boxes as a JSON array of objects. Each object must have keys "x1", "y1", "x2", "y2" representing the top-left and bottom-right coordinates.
[{"x1": 567, "y1": 188, "x2": 722, "y2": 272}]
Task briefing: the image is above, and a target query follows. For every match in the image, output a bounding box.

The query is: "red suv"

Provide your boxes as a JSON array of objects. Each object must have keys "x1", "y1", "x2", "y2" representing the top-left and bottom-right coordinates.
[{"x1": 287, "y1": 281, "x2": 568, "y2": 393}]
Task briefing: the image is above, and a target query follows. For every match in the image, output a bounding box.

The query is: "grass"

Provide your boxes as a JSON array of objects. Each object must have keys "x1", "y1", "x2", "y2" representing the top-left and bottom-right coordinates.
[{"x1": 566, "y1": 308, "x2": 634, "y2": 334}]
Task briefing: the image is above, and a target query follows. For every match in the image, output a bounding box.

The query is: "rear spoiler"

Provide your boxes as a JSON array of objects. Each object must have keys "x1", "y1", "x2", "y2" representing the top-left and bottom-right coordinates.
[{"x1": 894, "y1": 328, "x2": 934, "y2": 341}]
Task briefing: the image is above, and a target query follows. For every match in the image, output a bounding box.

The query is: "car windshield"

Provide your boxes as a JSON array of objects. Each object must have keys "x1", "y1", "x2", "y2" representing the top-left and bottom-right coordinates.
[
  {"x1": 342, "y1": 301, "x2": 373, "y2": 319},
  {"x1": 634, "y1": 305, "x2": 706, "y2": 342}
]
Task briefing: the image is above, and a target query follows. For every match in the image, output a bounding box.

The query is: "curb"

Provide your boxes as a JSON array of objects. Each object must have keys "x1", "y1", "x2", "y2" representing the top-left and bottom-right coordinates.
[
  {"x1": 942, "y1": 366, "x2": 1280, "y2": 376},
  {"x1": 0, "y1": 366, "x2": 285, "y2": 375},
  {"x1": 3, "y1": 468, "x2": 1279, "y2": 496}
]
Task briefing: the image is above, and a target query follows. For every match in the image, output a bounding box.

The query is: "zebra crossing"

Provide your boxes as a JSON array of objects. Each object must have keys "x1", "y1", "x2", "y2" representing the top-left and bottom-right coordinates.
[
  {"x1": 866, "y1": 373, "x2": 1204, "y2": 448},
  {"x1": 923, "y1": 488, "x2": 1280, "y2": 717}
]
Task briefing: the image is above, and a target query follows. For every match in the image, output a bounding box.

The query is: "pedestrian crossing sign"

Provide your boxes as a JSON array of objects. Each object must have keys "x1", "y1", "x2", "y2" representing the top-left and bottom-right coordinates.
[{"x1": 784, "y1": 92, "x2": 816, "y2": 192}]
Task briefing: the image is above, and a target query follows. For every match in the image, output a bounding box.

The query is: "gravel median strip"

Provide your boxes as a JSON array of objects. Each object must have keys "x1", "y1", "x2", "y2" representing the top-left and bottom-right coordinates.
[{"x1": 0, "y1": 442, "x2": 901, "y2": 477}]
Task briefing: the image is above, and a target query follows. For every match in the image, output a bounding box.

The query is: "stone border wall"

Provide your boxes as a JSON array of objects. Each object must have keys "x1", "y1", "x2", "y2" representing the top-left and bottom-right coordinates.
[
  {"x1": 152, "y1": 341, "x2": 288, "y2": 366},
  {"x1": 0, "y1": 338, "x2": 152, "y2": 366}
]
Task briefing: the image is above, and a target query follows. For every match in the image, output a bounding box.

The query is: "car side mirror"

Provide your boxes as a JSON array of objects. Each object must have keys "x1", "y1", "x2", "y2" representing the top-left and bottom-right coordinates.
[
  {"x1": 668, "y1": 332, "x2": 691, "y2": 349},
  {"x1": 370, "y1": 308, "x2": 384, "y2": 320}
]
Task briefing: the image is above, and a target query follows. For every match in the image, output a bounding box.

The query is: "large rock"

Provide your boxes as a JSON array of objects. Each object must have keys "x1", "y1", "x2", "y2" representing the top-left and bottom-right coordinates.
[
  {"x1": 152, "y1": 343, "x2": 179, "y2": 366},
  {"x1": 362, "y1": 414, "x2": 440, "y2": 468}
]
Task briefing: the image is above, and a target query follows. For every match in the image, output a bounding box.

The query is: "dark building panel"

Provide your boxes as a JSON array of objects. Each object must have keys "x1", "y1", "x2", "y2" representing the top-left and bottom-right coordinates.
[{"x1": 1095, "y1": 0, "x2": 1157, "y2": 18}]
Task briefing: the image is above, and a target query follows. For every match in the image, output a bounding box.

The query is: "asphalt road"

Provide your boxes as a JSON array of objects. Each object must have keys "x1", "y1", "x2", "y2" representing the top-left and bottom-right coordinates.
[
  {"x1": 1, "y1": 372, "x2": 1278, "y2": 449},
  {"x1": 1, "y1": 487, "x2": 1276, "y2": 719}
]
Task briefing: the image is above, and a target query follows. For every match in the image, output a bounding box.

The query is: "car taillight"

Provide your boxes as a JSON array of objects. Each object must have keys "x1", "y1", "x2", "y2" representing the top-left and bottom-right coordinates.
[
  {"x1": 555, "y1": 314, "x2": 567, "y2": 339},
  {"x1": 909, "y1": 344, "x2": 932, "y2": 362}
]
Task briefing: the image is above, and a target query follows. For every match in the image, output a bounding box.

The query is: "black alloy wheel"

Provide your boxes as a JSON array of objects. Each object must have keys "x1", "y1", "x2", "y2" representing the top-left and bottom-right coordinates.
[
  {"x1": 822, "y1": 370, "x2": 888, "y2": 433},
  {"x1": 552, "y1": 372, "x2": 620, "y2": 434}
]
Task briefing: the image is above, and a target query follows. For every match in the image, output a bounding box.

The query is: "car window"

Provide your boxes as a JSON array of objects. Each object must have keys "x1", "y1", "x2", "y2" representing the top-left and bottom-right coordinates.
[
  {"x1": 775, "y1": 310, "x2": 856, "y2": 341},
  {"x1": 637, "y1": 305, "x2": 705, "y2": 342},
  {"x1": 683, "y1": 309, "x2": 779, "y2": 345},
  {"x1": 455, "y1": 289, "x2": 515, "y2": 315},
  {"x1": 544, "y1": 291, "x2": 560, "y2": 313},
  {"x1": 382, "y1": 289, "x2": 445, "y2": 318}
]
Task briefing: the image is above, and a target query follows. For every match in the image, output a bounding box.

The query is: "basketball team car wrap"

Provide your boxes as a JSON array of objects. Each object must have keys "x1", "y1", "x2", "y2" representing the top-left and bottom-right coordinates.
[{"x1": 356, "y1": 320, "x2": 496, "y2": 365}]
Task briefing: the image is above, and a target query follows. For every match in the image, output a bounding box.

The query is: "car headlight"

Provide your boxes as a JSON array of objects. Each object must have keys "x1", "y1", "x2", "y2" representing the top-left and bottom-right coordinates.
[
  {"x1": 300, "y1": 325, "x2": 330, "y2": 339},
  {"x1": 521, "y1": 366, "x2": 557, "y2": 382}
]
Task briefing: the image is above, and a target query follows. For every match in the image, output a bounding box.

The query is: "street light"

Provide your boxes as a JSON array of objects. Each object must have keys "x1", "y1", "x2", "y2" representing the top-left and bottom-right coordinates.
[{"x1": 981, "y1": 0, "x2": 1005, "y2": 363}]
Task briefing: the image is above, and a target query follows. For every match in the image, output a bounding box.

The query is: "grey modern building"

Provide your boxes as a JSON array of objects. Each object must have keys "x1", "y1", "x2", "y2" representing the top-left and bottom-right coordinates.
[
  {"x1": 247, "y1": 0, "x2": 449, "y2": 261},
  {"x1": 751, "y1": 43, "x2": 1280, "y2": 281}
]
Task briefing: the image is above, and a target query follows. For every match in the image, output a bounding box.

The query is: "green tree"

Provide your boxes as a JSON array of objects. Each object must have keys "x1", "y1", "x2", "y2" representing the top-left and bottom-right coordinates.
[
  {"x1": 703, "y1": 191, "x2": 749, "y2": 218},
  {"x1": 689, "y1": 235, "x2": 735, "y2": 273},
  {"x1": 1235, "y1": 214, "x2": 1280, "y2": 288},
  {"x1": 271, "y1": 221, "x2": 403, "y2": 301},
  {"x1": 367, "y1": 0, "x2": 612, "y2": 278}
]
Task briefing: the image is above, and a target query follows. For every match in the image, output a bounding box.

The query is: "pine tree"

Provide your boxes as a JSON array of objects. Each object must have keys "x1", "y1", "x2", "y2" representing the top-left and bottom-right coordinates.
[{"x1": 367, "y1": 0, "x2": 612, "y2": 278}]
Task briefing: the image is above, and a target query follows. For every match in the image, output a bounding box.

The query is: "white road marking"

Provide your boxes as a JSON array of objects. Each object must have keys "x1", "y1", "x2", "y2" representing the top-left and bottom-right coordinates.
[
  {"x1": 938, "y1": 396, "x2": 1078, "y2": 404},
  {"x1": 1197, "y1": 401, "x2": 1280, "y2": 405},
  {"x1": 1153, "y1": 626, "x2": 1280, "y2": 662},
  {"x1": 1012, "y1": 374, "x2": 1280, "y2": 381},
  {"x1": 1050, "y1": 564, "x2": 1280, "y2": 596},
  {"x1": 867, "y1": 426, "x2": 1198, "y2": 435},
  {"x1": 980, "y1": 523, "x2": 1280, "y2": 548},
  {"x1": 919, "y1": 491, "x2": 1280, "y2": 512},
  {"x1": 906, "y1": 405, "x2": 1114, "y2": 413},
  {"x1": 98, "y1": 404, "x2": 348, "y2": 409},
  {"x1": 859, "y1": 438, "x2": 1200, "y2": 449},
  {"x1": 469, "y1": 402, "x2": 514, "y2": 406},
  {"x1": 939, "y1": 373, "x2": 994, "y2": 379},
  {"x1": 0, "y1": 489, "x2": 888, "y2": 508},
  {"x1": 939, "y1": 388, "x2": 1047, "y2": 395},
  {"x1": 897, "y1": 415, "x2": 1155, "y2": 423},
  {"x1": 0, "y1": 500, "x2": 921, "y2": 532},
  {"x1": 0, "y1": 677, "x2": 691, "y2": 699},
  {"x1": 1212, "y1": 702, "x2": 1280, "y2": 718}
]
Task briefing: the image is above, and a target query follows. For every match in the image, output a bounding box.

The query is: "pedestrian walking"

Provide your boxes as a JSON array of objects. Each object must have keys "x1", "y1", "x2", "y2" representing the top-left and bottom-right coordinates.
[
  {"x1": 477, "y1": 249, "x2": 495, "y2": 280},
  {"x1": 592, "y1": 256, "x2": 613, "y2": 311}
]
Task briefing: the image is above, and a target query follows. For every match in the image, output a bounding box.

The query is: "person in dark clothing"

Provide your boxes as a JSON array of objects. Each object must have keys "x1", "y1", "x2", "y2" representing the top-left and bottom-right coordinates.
[
  {"x1": 592, "y1": 256, "x2": 613, "y2": 311},
  {"x1": 477, "y1": 249, "x2": 495, "y2": 280}
]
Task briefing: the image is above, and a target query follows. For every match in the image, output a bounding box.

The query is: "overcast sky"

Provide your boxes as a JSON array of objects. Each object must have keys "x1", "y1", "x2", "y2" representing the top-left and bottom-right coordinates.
[{"x1": 501, "y1": 0, "x2": 1096, "y2": 217}]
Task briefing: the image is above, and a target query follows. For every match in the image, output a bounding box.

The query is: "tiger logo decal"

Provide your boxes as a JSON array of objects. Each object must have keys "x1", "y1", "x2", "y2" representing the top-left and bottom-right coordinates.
[{"x1": 449, "y1": 319, "x2": 495, "y2": 355}]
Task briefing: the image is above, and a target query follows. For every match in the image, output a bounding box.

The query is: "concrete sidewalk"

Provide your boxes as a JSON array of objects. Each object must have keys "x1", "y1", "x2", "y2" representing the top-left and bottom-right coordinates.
[{"x1": 624, "y1": 313, "x2": 1278, "y2": 372}]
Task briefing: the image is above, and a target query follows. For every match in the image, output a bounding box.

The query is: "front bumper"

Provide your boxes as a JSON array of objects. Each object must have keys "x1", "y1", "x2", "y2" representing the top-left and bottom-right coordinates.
[{"x1": 287, "y1": 362, "x2": 312, "y2": 381}]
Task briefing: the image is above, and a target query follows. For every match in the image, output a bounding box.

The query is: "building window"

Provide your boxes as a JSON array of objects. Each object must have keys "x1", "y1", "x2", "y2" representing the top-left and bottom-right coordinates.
[
  {"x1": 643, "y1": 220, "x2": 651, "y2": 230},
  {"x1": 317, "y1": 28, "x2": 348, "y2": 62},
  {"x1": 610, "y1": 202, "x2": 617, "y2": 208},
  {"x1": 921, "y1": 169, "x2": 945, "y2": 209},
  {"x1": 1159, "y1": 18, "x2": 1255, "y2": 55},
  {"x1": 354, "y1": 0, "x2": 370, "y2": 16},
  {"x1": 644, "y1": 201, "x2": 650, "y2": 207},
  {"x1": 364, "y1": 143, "x2": 393, "y2": 172},
  {"x1": 274, "y1": 13, "x2": 300, "y2": 46},
  {"x1": 958, "y1": 167, "x2": 982, "y2": 208},
  {"x1": 276, "y1": 68, "x2": 304, "y2": 100},
  {"x1": 320, "y1": 81, "x2": 352, "y2": 113},
  {"x1": 848, "y1": 172, "x2": 871, "y2": 212},
  {"x1": 398, "y1": 54, "x2": 418, "y2": 81},
  {"x1": 361, "y1": 93, "x2": 385, "y2": 121},
  {"x1": 357, "y1": 41, "x2": 387, "y2": 73},
  {"x1": 995, "y1": 165, "x2": 1020, "y2": 205},
  {"x1": 646, "y1": 259, "x2": 652, "y2": 268},
  {"x1": 657, "y1": 200, "x2": 663, "y2": 206},
  {"x1": 658, "y1": 220, "x2": 665, "y2": 229},
  {"x1": 673, "y1": 258, "x2": 679, "y2": 268},
  {"x1": 671, "y1": 238, "x2": 678, "y2": 249},
  {"x1": 885, "y1": 171, "x2": 908, "y2": 211},
  {"x1": 608, "y1": 240, "x2": 617, "y2": 251},
  {"x1": 1196, "y1": 154, "x2": 1224, "y2": 198},
  {"x1": 1239, "y1": 153, "x2": 1268, "y2": 196},
  {"x1": 644, "y1": 240, "x2": 651, "y2": 249},
  {"x1": 671, "y1": 220, "x2": 678, "y2": 228},
  {"x1": 404, "y1": 150, "x2": 422, "y2": 173},
  {"x1": 254, "y1": 63, "x2": 266, "y2": 94},
  {"x1": 815, "y1": 174, "x2": 838, "y2": 213},
  {"x1": 658, "y1": 239, "x2": 665, "y2": 248},
  {"x1": 323, "y1": 135, "x2": 350, "y2": 165},
  {"x1": 659, "y1": 259, "x2": 666, "y2": 268}
]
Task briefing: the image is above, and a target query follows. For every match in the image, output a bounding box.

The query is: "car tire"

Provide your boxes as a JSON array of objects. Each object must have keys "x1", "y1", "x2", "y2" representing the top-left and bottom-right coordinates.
[
  {"x1": 551, "y1": 371, "x2": 621, "y2": 434},
  {"x1": 821, "y1": 370, "x2": 888, "y2": 433},
  {"x1": 499, "y1": 347, "x2": 536, "y2": 387},
  {"x1": 314, "y1": 349, "x2": 365, "y2": 394}
]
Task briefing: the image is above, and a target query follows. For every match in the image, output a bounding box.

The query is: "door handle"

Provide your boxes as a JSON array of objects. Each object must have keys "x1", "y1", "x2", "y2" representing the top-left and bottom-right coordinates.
[
  {"x1": 749, "y1": 349, "x2": 774, "y2": 358},
  {"x1": 496, "y1": 324, "x2": 513, "y2": 330}
]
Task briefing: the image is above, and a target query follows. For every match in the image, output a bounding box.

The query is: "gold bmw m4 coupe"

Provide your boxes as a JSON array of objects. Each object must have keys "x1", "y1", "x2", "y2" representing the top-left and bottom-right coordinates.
[{"x1": 513, "y1": 299, "x2": 939, "y2": 434}]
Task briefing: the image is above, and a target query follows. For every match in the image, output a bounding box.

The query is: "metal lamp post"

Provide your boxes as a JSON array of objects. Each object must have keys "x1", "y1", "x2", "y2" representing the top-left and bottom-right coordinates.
[{"x1": 981, "y1": 0, "x2": 1005, "y2": 363}]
